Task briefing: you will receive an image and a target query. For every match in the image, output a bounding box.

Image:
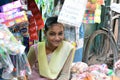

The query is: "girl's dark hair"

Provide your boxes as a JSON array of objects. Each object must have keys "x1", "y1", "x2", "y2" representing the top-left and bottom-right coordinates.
[{"x1": 44, "y1": 16, "x2": 58, "y2": 31}]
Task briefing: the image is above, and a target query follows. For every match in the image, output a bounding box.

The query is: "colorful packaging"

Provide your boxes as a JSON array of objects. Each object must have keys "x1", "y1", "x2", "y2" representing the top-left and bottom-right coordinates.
[
  {"x1": 1, "y1": 11, "x2": 28, "y2": 27},
  {"x1": 0, "y1": 0, "x2": 22, "y2": 12},
  {"x1": 0, "y1": 24, "x2": 25, "y2": 54}
]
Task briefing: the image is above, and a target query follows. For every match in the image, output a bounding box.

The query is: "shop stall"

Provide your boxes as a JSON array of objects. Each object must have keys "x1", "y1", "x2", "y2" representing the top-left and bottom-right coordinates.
[{"x1": 0, "y1": 0, "x2": 120, "y2": 80}]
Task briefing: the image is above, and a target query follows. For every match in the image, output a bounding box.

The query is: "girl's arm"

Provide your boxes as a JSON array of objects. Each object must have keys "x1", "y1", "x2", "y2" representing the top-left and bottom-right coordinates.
[{"x1": 27, "y1": 45, "x2": 36, "y2": 67}]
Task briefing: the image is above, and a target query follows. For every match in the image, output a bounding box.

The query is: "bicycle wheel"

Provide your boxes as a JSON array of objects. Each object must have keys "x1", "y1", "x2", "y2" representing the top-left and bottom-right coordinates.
[{"x1": 83, "y1": 30, "x2": 118, "y2": 69}]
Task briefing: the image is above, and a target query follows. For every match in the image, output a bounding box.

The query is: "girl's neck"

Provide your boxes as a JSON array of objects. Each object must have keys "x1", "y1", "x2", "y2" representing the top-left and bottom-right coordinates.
[{"x1": 46, "y1": 43, "x2": 57, "y2": 54}]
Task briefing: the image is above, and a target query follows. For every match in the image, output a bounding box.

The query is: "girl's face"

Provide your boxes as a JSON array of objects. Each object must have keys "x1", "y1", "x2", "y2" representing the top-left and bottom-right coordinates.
[{"x1": 45, "y1": 23, "x2": 64, "y2": 48}]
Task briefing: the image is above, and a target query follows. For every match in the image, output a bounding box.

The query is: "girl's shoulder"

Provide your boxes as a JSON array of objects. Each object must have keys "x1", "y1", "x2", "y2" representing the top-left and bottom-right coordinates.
[{"x1": 32, "y1": 41, "x2": 45, "y2": 47}]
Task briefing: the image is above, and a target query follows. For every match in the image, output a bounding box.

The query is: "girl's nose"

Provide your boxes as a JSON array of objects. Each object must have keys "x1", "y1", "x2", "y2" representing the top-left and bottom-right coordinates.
[{"x1": 55, "y1": 35, "x2": 60, "y2": 40}]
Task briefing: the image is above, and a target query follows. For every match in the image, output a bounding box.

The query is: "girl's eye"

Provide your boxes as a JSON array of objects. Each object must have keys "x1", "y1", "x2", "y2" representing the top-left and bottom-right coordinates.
[
  {"x1": 49, "y1": 32, "x2": 56, "y2": 36},
  {"x1": 58, "y1": 32, "x2": 63, "y2": 36},
  {"x1": 48, "y1": 31, "x2": 63, "y2": 36}
]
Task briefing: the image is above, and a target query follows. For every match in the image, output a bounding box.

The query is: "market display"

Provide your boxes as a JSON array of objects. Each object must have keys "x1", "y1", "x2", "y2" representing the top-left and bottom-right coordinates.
[
  {"x1": 0, "y1": 0, "x2": 32, "y2": 79},
  {"x1": 71, "y1": 62, "x2": 120, "y2": 80},
  {"x1": 0, "y1": 0, "x2": 120, "y2": 80},
  {"x1": 0, "y1": 24, "x2": 31, "y2": 79}
]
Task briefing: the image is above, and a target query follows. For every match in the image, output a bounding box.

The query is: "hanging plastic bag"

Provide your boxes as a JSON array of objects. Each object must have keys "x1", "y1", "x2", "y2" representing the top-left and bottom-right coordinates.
[
  {"x1": 15, "y1": 53, "x2": 31, "y2": 78},
  {"x1": 0, "y1": 24, "x2": 25, "y2": 55},
  {"x1": 0, "y1": 47, "x2": 14, "y2": 79}
]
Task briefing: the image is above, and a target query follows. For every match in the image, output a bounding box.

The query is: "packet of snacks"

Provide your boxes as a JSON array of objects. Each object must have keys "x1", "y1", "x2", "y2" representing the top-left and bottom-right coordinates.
[
  {"x1": 0, "y1": 24, "x2": 25, "y2": 55},
  {"x1": 71, "y1": 62, "x2": 88, "y2": 74},
  {"x1": 1, "y1": 11, "x2": 28, "y2": 27},
  {"x1": 0, "y1": 0, "x2": 22, "y2": 12}
]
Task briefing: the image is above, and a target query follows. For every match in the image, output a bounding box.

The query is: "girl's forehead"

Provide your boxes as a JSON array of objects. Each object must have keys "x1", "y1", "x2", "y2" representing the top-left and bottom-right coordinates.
[{"x1": 48, "y1": 23, "x2": 64, "y2": 29}]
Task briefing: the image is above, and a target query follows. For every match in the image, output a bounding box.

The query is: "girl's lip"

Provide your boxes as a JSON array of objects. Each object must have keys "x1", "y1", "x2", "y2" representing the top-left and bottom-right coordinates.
[{"x1": 53, "y1": 41, "x2": 61, "y2": 44}]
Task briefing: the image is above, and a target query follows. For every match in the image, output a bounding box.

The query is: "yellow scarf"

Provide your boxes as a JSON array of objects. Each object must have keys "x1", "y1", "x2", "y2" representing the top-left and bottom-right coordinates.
[{"x1": 37, "y1": 41, "x2": 74, "y2": 79}]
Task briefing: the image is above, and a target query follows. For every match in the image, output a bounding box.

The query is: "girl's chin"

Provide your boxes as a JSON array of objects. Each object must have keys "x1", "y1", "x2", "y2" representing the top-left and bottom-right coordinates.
[
  {"x1": 53, "y1": 43, "x2": 60, "y2": 47},
  {"x1": 53, "y1": 44, "x2": 59, "y2": 47}
]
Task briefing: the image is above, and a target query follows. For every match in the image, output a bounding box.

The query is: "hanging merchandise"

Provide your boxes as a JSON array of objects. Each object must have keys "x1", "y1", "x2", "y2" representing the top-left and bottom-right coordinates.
[
  {"x1": 0, "y1": 0, "x2": 22, "y2": 12},
  {"x1": 8, "y1": 21, "x2": 29, "y2": 54},
  {"x1": 64, "y1": 25, "x2": 76, "y2": 42},
  {"x1": 64, "y1": 24, "x2": 85, "y2": 62},
  {"x1": 28, "y1": 0, "x2": 44, "y2": 40},
  {"x1": 97, "y1": 0, "x2": 104, "y2": 5},
  {"x1": 0, "y1": 24, "x2": 31, "y2": 79},
  {"x1": 74, "y1": 24, "x2": 85, "y2": 62},
  {"x1": 0, "y1": 24, "x2": 25, "y2": 55},
  {"x1": 94, "y1": 3, "x2": 102, "y2": 23},
  {"x1": 0, "y1": 0, "x2": 28, "y2": 28},
  {"x1": 53, "y1": 0, "x2": 62, "y2": 16},
  {"x1": 83, "y1": 0, "x2": 104, "y2": 24},
  {"x1": 35, "y1": 0, "x2": 42, "y2": 9},
  {"x1": 0, "y1": 47, "x2": 14, "y2": 79},
  {"x1": 0, "y1": 0, "x2": 29, "y2": 44},
  {"x1": 75, "y1": 24, "x2": 85, "y2": 49},
  {"x1": 15, "y1": 53, "x2": 31, "y2": 78},
  {"x1": 58, "y1": 0, "x2": 87, "y2": 27},
  {"x1": 83, "y1": 0, "x2": 96, "y2": 24},
  {"x1": 13, "y1": 32, "x2": 23, "y2": 42},
  {"x1": 35, "y1": 0, "x2": 39, "y2": 4},
  {"x1": 83, "y1": 10, "x2": 95, "y2": 24},
  {"x1": 22, "y1": 36, "x2": 29, "y2": 53},
  {"x1": 0, "y1": 11, "x2": 28, "y2": 28},
  {"x1": 41, "y1": 0, "x2": 54, "y2": 21},
  {"x1": 20, "y1": 0, "x2": 28, "y2": 10},
  {"x1": 28, "y1": 18, "x2": 39, "y2": 40}
]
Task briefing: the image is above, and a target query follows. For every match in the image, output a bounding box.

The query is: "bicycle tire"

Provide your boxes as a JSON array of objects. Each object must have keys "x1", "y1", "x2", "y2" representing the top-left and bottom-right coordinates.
[{"x1": 83, "y1": 30, "x2": 118, "y2": 69}]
